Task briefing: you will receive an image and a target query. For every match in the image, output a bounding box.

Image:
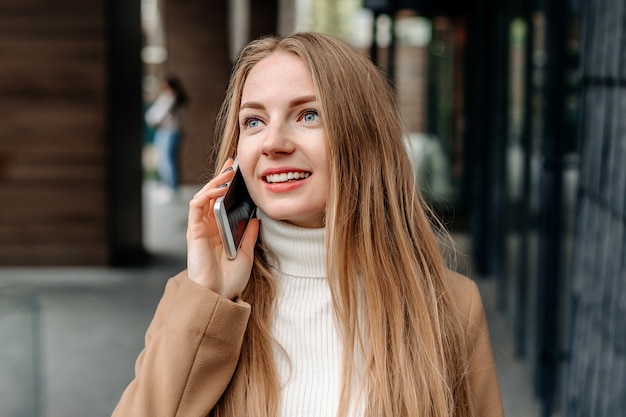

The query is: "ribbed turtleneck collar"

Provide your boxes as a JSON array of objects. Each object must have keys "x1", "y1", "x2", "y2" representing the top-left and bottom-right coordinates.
[{"x1": 257, "y1": 209, "x2": 326, "y2": 279}]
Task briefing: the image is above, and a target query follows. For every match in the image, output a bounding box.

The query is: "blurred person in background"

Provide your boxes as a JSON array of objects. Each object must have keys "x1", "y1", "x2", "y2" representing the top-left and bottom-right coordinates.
[
  {"x1": 113, "y1": 32, "x2": 503, "y2": 417},
  {"x1": 145, "y1": 75, "x2": 189, "y2": 202}
]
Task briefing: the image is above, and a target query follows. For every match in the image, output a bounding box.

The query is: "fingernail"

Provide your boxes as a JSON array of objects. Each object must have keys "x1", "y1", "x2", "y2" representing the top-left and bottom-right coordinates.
[
  {"x1": 218, "y1": 183, "x2": 228, "y2": 188},
  {"x1": 222, "y1": 166, "x2": 234, "y2": 174}
]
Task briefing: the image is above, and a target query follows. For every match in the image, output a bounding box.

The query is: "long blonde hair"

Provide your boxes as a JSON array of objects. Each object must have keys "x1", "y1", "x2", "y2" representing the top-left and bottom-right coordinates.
[{"x1": 212, "y1": 32, "x2": 475, "y2": 417}]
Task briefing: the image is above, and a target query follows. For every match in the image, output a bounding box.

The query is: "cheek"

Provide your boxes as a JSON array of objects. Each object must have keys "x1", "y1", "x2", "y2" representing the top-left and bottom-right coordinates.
[
  {"x1": 306, "y1": 131, "x2": 329, "y2": 163},
  {"x1": 316, "y1": 145, "x2": 331, "y2": 181},
  {"x1": 237, "y1": 138, "x2": 255, "y2": 161},
  {"x1": 237, "y1": 135, "x2": 261, "y2": 158},
  {"x1": 236, "y1": 138, "x2": 244, "y2": 157},
  {"x1": 236, "y1": 141, "x2": 254, "y2": 180}
]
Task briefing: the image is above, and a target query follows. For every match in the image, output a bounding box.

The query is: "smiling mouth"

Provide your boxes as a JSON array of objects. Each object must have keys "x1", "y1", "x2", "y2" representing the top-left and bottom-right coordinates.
[{"x1": 264, "y1": 171, "x2": 311, "y2": 184}]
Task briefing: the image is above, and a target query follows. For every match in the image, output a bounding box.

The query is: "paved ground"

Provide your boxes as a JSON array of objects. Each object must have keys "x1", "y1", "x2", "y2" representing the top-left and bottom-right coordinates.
[{"x1": 0, "y1": 182, "x2": 541, "y2": 417}]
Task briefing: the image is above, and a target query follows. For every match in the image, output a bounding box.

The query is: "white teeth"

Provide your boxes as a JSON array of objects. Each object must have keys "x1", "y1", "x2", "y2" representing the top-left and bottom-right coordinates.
[{"x1": 265, "y1": 172, "x2": 311, "y2": 183}]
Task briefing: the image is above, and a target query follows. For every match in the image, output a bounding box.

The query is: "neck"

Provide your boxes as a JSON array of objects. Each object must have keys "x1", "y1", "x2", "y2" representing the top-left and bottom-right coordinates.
[{"x1": 256, "y1": 209, "x2": 326, "y2": 278}]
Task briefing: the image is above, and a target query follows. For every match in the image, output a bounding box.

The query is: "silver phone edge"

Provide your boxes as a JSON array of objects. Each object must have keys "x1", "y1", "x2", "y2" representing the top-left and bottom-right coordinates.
[{"x1": 214, "y1": 196, "x2": 238, "y2": 260}]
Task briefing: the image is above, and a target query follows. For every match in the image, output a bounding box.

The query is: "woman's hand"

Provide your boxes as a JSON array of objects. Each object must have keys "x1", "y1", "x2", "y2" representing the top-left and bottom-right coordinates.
[{"x1": 186, "y1": 159, "x2": 259, "y2": 300}]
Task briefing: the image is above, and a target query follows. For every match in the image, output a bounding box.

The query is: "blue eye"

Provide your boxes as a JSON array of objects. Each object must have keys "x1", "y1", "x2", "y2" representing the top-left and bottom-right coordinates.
[
  {"x1": 301, "y1": 110, "x2": 319, "y2": 123},
  {"x1": 242, "y1": 117, "x2": 263, "y2": 129}
]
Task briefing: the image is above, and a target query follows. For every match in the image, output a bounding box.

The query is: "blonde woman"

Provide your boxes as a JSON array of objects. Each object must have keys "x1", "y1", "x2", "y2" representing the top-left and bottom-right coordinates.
[{"x1": 113, "y1": 32, "x2": 503, "y2": 417}]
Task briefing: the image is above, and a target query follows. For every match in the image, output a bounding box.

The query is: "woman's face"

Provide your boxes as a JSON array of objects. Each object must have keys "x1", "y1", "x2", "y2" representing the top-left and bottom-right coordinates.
[{"x1": 236, "y1": 51, "x2": 329, "y2": 228}]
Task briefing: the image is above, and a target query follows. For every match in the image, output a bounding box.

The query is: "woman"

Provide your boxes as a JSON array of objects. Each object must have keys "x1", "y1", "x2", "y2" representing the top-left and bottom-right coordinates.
[
  {"x1": 145, "y1": 76, "x2": 189, "y2": 201},
  {"x1": 113, "y1": 32, "x2": 503, "y2": 417}
]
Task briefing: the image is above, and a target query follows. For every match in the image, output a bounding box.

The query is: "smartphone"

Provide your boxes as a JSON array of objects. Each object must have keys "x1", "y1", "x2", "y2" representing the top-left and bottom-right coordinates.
[{"x1": 213, "y1": 160, "x2": 257, "y2": 259}]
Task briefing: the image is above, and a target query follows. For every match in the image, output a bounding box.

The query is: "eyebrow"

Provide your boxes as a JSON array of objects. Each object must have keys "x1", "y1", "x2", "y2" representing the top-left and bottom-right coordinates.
[{"x1": 239, "y1": 94, "x2": 318, "y2": 111}]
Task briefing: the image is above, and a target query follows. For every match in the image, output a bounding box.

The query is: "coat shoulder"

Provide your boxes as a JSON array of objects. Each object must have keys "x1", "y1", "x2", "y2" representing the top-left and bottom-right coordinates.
[{"x1": 444, "y1": 270, "x2": 481, "y2": 316}]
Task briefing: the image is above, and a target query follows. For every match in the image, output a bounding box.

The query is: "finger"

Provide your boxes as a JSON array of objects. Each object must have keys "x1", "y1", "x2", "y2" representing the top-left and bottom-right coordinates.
[
  {"x1": 191, "y1": 166, "x2": 237, "y2": 206},
  {"x1": 193, "y1": 165, "x2": 235, "y2": 199},
  {"x1": 190, "y1": 185, "x2": 229, "y2": 209},
  {"x1": 216, "y1": 157, "x2": 234, "y2": 175},
  {"x1": 188, "y1": 184, "x2": 223, "y2": 224},
  {"x1": 193, "y1": 171, "x2": 228, "y2": 198}
]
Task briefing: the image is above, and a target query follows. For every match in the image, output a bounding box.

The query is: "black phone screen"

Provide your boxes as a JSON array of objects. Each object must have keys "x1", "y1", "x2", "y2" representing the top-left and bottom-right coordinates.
[{"x1": 221, "y1": 167, "x2": 256, "y2": 252}]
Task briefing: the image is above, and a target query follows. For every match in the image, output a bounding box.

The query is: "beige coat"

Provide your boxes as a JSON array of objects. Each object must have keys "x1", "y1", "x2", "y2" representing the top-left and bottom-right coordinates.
[{"x1": 112, "y1": 270, "x2": 504, "y2": 417}]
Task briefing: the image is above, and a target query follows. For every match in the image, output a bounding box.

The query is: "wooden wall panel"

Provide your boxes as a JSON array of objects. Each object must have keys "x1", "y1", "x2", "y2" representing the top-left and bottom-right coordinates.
[
  {"x1": 0, "y1": 0, "x2": 108, "y2": 265},
  {"x1": 164, "y1": 0, "x2": 231, "y2": 183}
]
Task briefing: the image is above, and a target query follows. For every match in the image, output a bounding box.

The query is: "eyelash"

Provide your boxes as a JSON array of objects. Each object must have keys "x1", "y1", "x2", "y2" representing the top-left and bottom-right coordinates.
[
  {"x1": 241, "y1": 117, "x2": 261, "y2": 128},
  {"x1": 240, "y1": 109, "x2": 319, "y2": 128},
  {"x1": 298, "y1": 109, "x2": 319, "y2": 121}
]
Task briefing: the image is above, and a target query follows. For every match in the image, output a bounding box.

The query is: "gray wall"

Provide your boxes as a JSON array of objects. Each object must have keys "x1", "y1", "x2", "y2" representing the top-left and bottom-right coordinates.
[{"x1": 565, "y1": 0, "x2": 626, "y2": 415}]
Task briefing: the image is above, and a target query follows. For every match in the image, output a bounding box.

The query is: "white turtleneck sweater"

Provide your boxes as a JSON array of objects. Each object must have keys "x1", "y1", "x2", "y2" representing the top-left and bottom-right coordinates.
[{"x1": 257, "y1": 210, "x2": 342, "y2": 417}]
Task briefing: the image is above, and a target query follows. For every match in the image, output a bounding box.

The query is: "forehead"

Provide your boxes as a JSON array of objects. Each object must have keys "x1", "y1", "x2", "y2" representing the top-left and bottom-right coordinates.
[{"x1": 241, "y1": 52, "x2": 315, "y2": 101}]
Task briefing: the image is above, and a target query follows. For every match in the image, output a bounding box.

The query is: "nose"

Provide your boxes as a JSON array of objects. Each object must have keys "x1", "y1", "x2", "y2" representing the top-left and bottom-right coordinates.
[{"x1": 261, "y1": 121, "x2": 295, "y2": 157}]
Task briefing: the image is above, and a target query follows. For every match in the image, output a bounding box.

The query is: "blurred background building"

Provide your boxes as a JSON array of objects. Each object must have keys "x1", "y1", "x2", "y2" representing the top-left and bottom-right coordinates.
[{"x1": 0, "y1": 0, "x2": 624, "y2": 416}]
